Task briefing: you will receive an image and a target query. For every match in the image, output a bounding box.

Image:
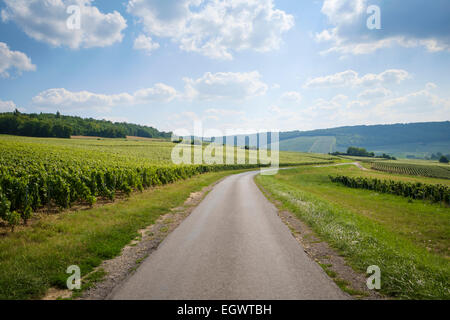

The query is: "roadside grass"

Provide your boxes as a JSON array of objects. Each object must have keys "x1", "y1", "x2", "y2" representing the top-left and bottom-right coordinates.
[
  {"x1": 0, "y1": 169, "x2": 243, "y2": 300},
  {"x1": 255, "y1": 166, "x2": 450, "y2": 299}
]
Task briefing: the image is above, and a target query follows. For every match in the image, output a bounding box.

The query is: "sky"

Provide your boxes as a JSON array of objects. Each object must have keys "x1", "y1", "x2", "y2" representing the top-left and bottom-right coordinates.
[{"x1": 0, "y1": 0, "x2": 449, "y2": 134}]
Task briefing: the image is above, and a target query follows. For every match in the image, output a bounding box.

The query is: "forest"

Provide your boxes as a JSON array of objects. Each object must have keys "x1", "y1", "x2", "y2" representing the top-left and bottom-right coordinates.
[{"x1": 0, "y1": 110, "x2": 171, "y2": 139}]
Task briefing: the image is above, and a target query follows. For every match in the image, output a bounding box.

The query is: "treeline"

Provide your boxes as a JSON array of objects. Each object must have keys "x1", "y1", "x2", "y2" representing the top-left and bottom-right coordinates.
[
  {"x1": 331, "y1": 147, "x2": 396, "y2": 160},
  {"x1": 0, "y1": 111, "x2": 72, "y2": 138},
  {"x1": 329, "y1": 175, "x2": 449, "y2": 205},
  {"x1": 280, "y1": 121, "x2": 450, "y2": 147},
  {"x1": 0, "y1": 110, "x2": 171, "y2": 139},
  {"x1": 428, "y1": 152, "x2": 450, "y2": 163}
]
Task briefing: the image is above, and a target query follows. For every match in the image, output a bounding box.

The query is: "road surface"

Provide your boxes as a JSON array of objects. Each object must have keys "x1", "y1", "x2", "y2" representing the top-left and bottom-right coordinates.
[{"x1": 109, "y1": 170, "x2": 349, "y2": 300}]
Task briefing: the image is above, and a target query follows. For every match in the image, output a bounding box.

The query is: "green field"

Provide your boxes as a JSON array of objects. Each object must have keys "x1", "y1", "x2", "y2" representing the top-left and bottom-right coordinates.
[
  {"x1": 0, "y1": 134, "x2": 336, "y2": 229},
  {"x1": 2, "y1": 134, "x2": 449, "y2": 300},
  {"x1": 0, "y1": 169, "x2": 245, "y2": 299},
  {"x1": 255, "y1": 165, "x2": 450, "y2": 299},
  {"x1": 371, "y1": 161, "x2": 450, "y2": 179}
]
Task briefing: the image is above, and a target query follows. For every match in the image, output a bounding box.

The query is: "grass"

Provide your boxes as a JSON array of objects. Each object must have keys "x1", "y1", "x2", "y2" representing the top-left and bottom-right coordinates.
[
  {"x1": 0, "y1": 169, "x2": 244, "y2": 300},
  {"x1": 255, "y1": 166, "x2": 450, "y2": 299},
  {"x1": 0, "y1": 134, "x2": 337, "y2": 166}
]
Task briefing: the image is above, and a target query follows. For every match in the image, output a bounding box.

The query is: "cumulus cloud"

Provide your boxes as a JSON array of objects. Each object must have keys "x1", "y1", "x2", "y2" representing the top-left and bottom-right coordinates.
[
  {"x1": 313, "y1": 94, "x2": 348, "y2": 111},
  {"x1": 0, "y1": 42, "x2": 36, "y2": 78},
  {"x1": 304, "y1": 69, "x2": 409, "y2": 88},
  {"x1": 184, "y1": 71, "x2": 268, "y2": 100},
  {"x1": 127, "y1": 0, "x2": 294, "y2": 60},
  {"x1": 358, "y1": 87, "x2": 391, "y2": 100},
  {"x1": 1, "y1": 0, "x2": 127, "y2": 49},
  {"x1": 371, "y1": 86, "x2": 450, "y2": 124},
  {"x1": 281, "y1": 91, "x2": 302, "y2": 104},
  {"x1": 0, "y1": 98, "x2": 17, "y2": 112},
  {"x1": 317, "y1": 0, "x2": 450, "y2": 56},
  {"x1": 133, "y1": 34, "x2": 160, "y2": 54},
  {"x1": 32, "y1": 84, "x2": 178, "y2": 112},
  {"x1": 375, "y1": 89, "x2": 446, "y2": 113}
]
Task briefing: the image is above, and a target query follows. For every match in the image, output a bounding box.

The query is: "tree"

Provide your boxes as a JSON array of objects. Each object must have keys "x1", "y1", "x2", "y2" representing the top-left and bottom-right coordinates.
[{"x1": 439, "y1": 156, "x2": 449, "y2": 164}]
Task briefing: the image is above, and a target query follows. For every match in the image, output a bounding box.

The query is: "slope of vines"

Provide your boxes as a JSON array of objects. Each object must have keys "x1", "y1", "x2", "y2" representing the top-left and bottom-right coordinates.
[
  {"x1": 371, "y1": 161, "x2": 450, "y2": 179},
  {"x1": 0, "y1": 137, "x2": 335, "y2": 229},
  {"x1": 0, "y1": 140, "x2": 261, "y2": 229},
  {"x1": 329, "y1": 175, "x2": 450, "y2": 205}
]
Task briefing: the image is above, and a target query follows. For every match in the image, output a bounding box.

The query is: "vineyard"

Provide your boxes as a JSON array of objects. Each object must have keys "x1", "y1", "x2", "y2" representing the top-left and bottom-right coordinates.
[
  {"x1": 0, "y1": 135, "x2": 335, "y2": 229},
  {"x1": 329, "y1": 175, "x2": 450, "y2": 205},
  {"x1": 371, "y1": 161, "x2": 450, "y2": 179}
]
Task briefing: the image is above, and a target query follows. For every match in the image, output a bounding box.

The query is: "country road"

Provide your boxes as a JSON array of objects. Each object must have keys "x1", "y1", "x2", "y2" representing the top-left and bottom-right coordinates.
[{"x1": 109, "y1": 170, "x2": 349, "y2": 300}]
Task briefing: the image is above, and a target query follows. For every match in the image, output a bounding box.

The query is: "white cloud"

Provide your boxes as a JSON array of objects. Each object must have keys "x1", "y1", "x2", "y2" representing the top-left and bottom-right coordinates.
[
  {"x1": 0, "y1": 42, "x2": 36, "y2": 78},
  {"x1": 127, "y1": 0, "x2": 294, "y2": 60},
  {"x1": 32, "y1": 84, "x2": 178, "y2": 112},
  {"x1": 321, "y1": 0, "x2": 365, "y2": 25},
  {"x1": 358, "y1": 87, "x2": 391, "y2": 100},
  {"x1": 281, "y1": 91, "x2": 302, "y2": 104},
  {"x1": 271, "y1": 83, "x2": 281, "y2": 90},
  {"x1": 313, "y1": 94, "x2": 348, "y2": 111},
  {"x1": 1, "y1": 0, "x2": 127, "y2": 49},
  {"x1": 0, "y1": 98, "x2": 17, "y2": 112},
  {"x1": 317, "y1": 0, "x2": 450, "y2": 56},
  {"x1": 426, "y1": 82, "x2": 438, "y2": 90},
  {"x1": 133, "y1": 34, "x2": 160, "y2": 54},
  {"x1": 134, "y1": 83, "x2": 178, "y2": 103},
  {"x1": 304, "y1": 69, "x2": 409, "y2": 88},
  {"x1": 375, "y1": 89, "x2": 445, "y2": 113},
  {"x1": 371, "y1": 87, "x2": 450, "y2": 124},
  {"x1": 184, "y1": 71, "x2": 268, "y2": 100}
]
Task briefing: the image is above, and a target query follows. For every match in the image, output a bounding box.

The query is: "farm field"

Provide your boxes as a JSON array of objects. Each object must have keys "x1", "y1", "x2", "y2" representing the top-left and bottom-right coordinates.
[
  {"x1": 0, "y1": 169, "x2": 246, "y2": 300},
  {"x1": 336, "y1": 155, "x2": 450, "y2": 179},
  {"x1": 255, "y1": 165, "x2": 450, "y2": 299},
  {"x1": 370, "y1": 161, "x2": 450, "y2": 179},
  {"x1": 0, "y1": 134, "x2": 340, "y2": 299},
  {"x1": 0, "y1": 134, "x2": 336, "y2": 230}
]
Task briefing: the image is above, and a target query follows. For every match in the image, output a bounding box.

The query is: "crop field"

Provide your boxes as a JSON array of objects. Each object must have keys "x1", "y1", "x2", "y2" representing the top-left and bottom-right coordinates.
[
  {"x1": 329, "y1": 175, "x2": 449, "y2": 205},
  {"x1": 0, "y1": 135, "x2": 335, "y2": 229},
  {"x1": 255, "y1": 165, "x2": 450, "y2": 299},
  {"x1": 371, "y1": 161, "x2": 450, "y2": 179}
]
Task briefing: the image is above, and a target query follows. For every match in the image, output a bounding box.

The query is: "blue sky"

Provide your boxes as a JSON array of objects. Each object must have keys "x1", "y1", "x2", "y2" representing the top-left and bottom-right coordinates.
[{"x1": 0, "y1": 0, "x2": 449, "y2": 133}]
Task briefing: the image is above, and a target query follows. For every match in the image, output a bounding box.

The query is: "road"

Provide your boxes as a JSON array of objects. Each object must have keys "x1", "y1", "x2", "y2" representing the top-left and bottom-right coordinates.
[{"x1": 109, "y1": 170, "x2": 349, "y2": 300}]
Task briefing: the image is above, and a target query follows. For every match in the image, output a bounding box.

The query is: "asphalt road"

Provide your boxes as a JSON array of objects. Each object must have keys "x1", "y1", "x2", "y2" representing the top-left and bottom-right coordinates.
[{"x1": 109, "y1": 170, "x2": 349, "y2": 300}]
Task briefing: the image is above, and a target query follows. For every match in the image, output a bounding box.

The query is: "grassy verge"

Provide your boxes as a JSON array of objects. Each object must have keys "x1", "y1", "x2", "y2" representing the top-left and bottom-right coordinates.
[
  {"x1": 0, "y1": 169, "x2": 245, "y2": 300},
  {"x1": 255, "y1": 166, "x2": 450, "y2": 299}
]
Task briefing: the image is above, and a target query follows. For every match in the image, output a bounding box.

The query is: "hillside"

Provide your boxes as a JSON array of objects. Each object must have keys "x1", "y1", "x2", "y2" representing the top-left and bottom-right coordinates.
[
  {"x1": 278, "y1": 122, "x2": 450, "y2": 158},
  {"x1": 0, "y1": 111, "x2": 171, "y2": 139}
]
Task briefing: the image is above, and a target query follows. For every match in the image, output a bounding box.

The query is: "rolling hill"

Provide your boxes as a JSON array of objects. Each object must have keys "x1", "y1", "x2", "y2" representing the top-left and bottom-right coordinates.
[{"x1": 278, "y1": 122, "x2": 450, "y2": 158}]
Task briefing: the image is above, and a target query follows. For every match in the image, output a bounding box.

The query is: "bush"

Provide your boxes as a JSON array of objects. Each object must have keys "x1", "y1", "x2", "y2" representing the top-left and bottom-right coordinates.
[
  {"x1": 329, "y1": 175, "x2": 450, "y2": 205},
  {"x1": 439, "y1": 156, "x2": 449, "y2": 164}
]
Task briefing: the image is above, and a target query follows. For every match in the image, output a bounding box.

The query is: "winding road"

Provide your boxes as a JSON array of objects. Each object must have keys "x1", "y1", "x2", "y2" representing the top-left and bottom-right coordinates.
[{"x1": 109, "y1": 170, "x2": 349, "y2": 300}]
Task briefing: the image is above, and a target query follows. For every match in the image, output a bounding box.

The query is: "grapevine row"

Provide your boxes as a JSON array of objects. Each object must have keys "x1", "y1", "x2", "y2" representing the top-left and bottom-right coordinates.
[
  {"x1": 329, "y1": 175, "x2": 450, "y2": 205},
  {"x1": 371, "y1": 162, "x2": 450, "y2": 179}
]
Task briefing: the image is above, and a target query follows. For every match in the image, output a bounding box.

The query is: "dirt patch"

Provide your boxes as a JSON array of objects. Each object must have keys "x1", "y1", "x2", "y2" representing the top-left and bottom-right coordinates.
[
  {"x1": 41, "y1": 177, "x2": 223, "y2": 300},
  {"x1": 42, "y1": 288, "x2": 72, "y2": 300},
  {"x1": 257, "y1": 184, "x2": 384, "y2": 300}
]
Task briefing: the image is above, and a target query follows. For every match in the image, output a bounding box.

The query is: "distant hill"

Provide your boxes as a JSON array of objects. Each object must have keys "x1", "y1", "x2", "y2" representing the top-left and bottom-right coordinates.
[
  {"x1": 278, "y1": 122, "x2": 450, "y2": 158},
  {"x1": 0, "y1": 111, "x2": 171, "y2": 139}
]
